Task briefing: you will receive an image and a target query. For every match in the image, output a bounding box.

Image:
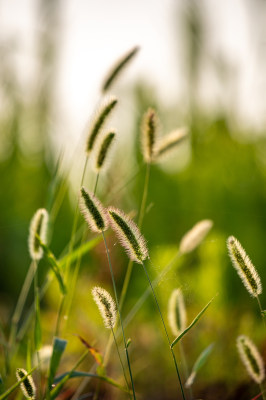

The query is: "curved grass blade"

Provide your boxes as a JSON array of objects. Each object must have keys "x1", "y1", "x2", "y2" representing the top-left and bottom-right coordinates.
[
  {"x1": 58, "y1": 235, "x2": 102, "y2": 268},
  {"x1": 48, "y1": 337, "x2": 68, "y2": 391},
  {"x1": 171, "y1": 295, "x2": 217, "y2": 348},
  {"x1": 185, "y1": 343, "x2": 214, "y2": 387},
  {"x1": 54, "y1": 371, "x2": 132, "y2": 395},
  {"x1": 50, "y1": 350, "x2": 89, "y2": 399},
  {"x1": 36, "y1": 235, "x2": 66, "y2": 295}
]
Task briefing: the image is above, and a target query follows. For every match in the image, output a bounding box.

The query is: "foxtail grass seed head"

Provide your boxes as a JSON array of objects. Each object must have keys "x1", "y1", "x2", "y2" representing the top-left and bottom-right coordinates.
[
  {"x1": 141, "y1": 107, "x2": 159, "y2": 163},
  {"x1": 168, "y1": 288, "x2": 187, "y2": 337},
  {"x1": 80, "y1": 187, "x2": 108, "y2": 233},
  {"x1": 154, "y1": 127, "x2": 188, "y2": 161},
  {"x1": 16, "y1": 368, "x2": 36, "y2": 399},
  {"x1": 86, "y1": 96, "x2": 118, "y2": 153},
  {"x1": 94, "y1": 130, "x2": 116, "y2": 172},
  {"x1": 102, "y1": 46, "x2": 140, "y2": 92},
  {"x1": 92, "y1": 286, "x2": 117, "y2": 329},
  {"x1": 28, "y1": 208, "x2": 49, "y2": 261},
  {"x1": 179, "y1": 219, "x2": 213, "y2": 255},
  {"x1": 237, "y1": 335, "x2": 265, "y2": 384},
  {"x1": 108, "y1": 207, "x2": 149, "y2": 264},
  {"x1": 227, "y1": 236, "x2": 262, "y2": 297}
]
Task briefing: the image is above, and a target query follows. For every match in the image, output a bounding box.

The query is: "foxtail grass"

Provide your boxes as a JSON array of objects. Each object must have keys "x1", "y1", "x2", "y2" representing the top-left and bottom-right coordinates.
[
  {"x1": 102, "y1": 46, "x2": 139, "y2": 92},
  {"x1": 227, "y1": 236, "x2": 264, "y2": 325},
  {"x1": 108, "y1": 207, "x2": 186, "y2": 399},
  {"x1": 237, "y1": 335, "x2": 265, "y2": 399},
  {"x1": 16, "y1": 368, "x2": 36, "y2": 399}
]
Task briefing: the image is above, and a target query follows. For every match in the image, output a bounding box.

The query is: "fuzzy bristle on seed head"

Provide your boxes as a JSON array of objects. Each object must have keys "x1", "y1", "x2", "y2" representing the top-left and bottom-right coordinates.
[
  {"x1": 94, "y1": 130, "x2": 116, "y2": 172},
  {"x1": 92, "y1": 286, "x2": 117, "y2": 329},
  {"x1": 168, "y1": 288, "x2": 187, "y2": 337},
  {"x1": 16, "y1": 368, "x2": 36, "y2": 399},
  {"x1": 102, "y1": 46, "x2": 140, "y2": 92},
  {"x1": 179, "y1": 220, "x2": 213, "y2": 255},
  {"x1": 108, "y1": 207, "x2": 149, "y2": 264},
  {"x1": 237, "y1": 335, "x2": 265, "y2": 384},
  {"x1": 80, "y1": 187, "x2": 108, "y2": 233},
  {"x1": 141, "y1": 107, "x2": 159, "y2": 163},
  {"x1": 227, "y1": 236, "x2": 262, "y2": 297},
  {"x1": 28, "y1": 208, "x2": 49, "y2": 261},
  {"x1": 153, "y1": 127, "x2": 188, "y2": 161},
  {"x1": 86, "y1": 96, "x2": 118, "y2": 153}
]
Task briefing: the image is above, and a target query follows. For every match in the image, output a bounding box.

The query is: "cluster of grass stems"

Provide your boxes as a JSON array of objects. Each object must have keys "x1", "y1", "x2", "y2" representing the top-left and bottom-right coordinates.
[{"x1": 1, "y1": 46, "x2": 265, "y2": 400}]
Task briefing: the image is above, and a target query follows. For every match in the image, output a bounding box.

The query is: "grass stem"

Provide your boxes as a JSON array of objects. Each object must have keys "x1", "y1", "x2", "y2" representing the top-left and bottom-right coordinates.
[{"x1": 141, "y1": 260, "x2": 186, "y2": 400}]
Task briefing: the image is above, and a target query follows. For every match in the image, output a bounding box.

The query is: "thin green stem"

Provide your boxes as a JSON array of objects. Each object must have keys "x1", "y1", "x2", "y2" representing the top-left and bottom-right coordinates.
[
  {"x1": 256, "y1": 296, "x2": 265, "y2": 327},
  {"x1": 33, "y1": 260, "x2": 42, "y2": 399},
  {"x1": 119, "y1": 163, "x2": 150, "y2": 313},
  {"x1": 94, "y1": 173, "x2": 100, "y2": 195},
  {"x1": 111, "y1": 327, "x2": 131, "y2": 399},
  {"x1": 141, "y1": 260, "x2": 186, "y2": 400},
  {"x1": 9, "y1": 261, "x2": 35, "y2": 350},
  {"x1": 56, "y1": 156, "x2": 89, "y2": 336},
  {"x1": 102, "y1": 231, "x2": 136, "y2": 400},
  {"x1": 179, "y1": 342, "x2": 193, "y2": 400}
]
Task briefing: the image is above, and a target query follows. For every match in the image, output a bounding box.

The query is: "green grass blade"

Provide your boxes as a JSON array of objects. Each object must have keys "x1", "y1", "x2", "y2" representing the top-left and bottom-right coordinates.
[
  {"x1": 54, "y1": 371, "x2": 132, "y2": 394},
  {"x1": 0, "y1": 366, "x2": 37, "y2": 400},
  {"x1": 36, "y1": 236, "x2": 66, "y2": 295},
  {"x1": 171, "y1": 296, "x2": 216, "y2": 348},
  {"x1": 192, "y1": 343, "x2": 214, "y2": 373},
  {"x1": 34, "y1": 290, "x2": 42, "y2": 350},
  {"x1": 47, "y1": 337, "x2": 68, "y2": 390},
  {"x1": 50, "y1": 350, "x2": 88, "y2": 399},
  {"x1": 58, "y1": 235, "x2": 102, "y2": 268}
]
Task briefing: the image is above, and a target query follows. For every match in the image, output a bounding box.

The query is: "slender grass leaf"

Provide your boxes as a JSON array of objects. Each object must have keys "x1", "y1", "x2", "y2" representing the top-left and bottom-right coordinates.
[
  {"x1": 185, "y1": 343, "x2": 214, "y2": 387},
  {"x1": 34, "y1": 290, "x2": 42, "y2": 350},
  {"x1": 54, "y1": 371, "x2": 132, "y2": 394},
  {"x1": 171, "y1": 295, "x2": 216, "y2": 348},
  {"x1": 36, "y1": 235, "x2": 66, "y2": 295},
  {"x1": 58, "y1": 235, "x2": 102, "y2": 268},
  {"x1": 50, "y1": 350, "x2": 88, "y2": 399},
  {"x1": 75, "y1": 335, "x2": 104, "y2": 367},
  {"x1": 48, "y1": 337, "x2": 68, "y2": 390},
  {"x1": 0, "y1": 366, "x2": 37, "y2": 400}
]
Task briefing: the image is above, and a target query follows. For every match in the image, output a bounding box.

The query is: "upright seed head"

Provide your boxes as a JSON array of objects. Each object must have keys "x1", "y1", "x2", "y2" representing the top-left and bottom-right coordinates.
[
  {"x1": 92, "y1": 286, "x2": 117, "y2": 329},
  {"x1": 237, "y1": 335, "x2": 265, "y2": 384},
  {"x1": 168, "y1": 288, "x2": 187, "y2": 337},
  {"x1": 153, "y1": 127, "x2": 188, "y2": 161},
  {"x1": 108, "y1": 207, "x2": 149, "y2": 264},
  {"x1": 179, "y1": 219, "x2": 213, "y2": 255},
  {"x1": 86, "y1": 96, "x2": 118, "y2": 154},
  {"x1": 141, "y1": 107, "x2": 159, "y2": 163},
  {"x1": 28, "y1": 208, "x2": 49, "y2": 261},
  {"x1": 80, "y1": 187, "x2": 108, "y2": 233},
  {"x1": 16, "y1": 368, "x2": 36, "y2": 399},
  {"x1": 102, "y1": 46, "x2": 140, "y2": 92},
  {"x1": 94, "y1": 130, "x2": 116, "y2": 172},
  {"x1": 227, "y1": 236, "x2": 262, "y2": 297}
]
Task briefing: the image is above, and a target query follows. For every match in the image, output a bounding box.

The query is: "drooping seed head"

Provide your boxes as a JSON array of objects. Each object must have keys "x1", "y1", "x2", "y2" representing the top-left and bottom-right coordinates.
[
  {"x1": 28, "y1": 208, "x2": 49, "y2": 261},
  {"x1": 227, "y1": 236, "x2": 262, "y2": 297},
  {"x1": 108, "y1": 207, "x2": 149, "y2": 264},
  {"x1": 86, "y1": 96, "x2": 118, "y2": 153},
  {"x1": 102, "y1": 46, "x2": 140, "y2": 92},
  {"x1": 168, "y1": 288, "x2": 187, "y2": 337},
  {"x1": 80, "y1": 187, "x2": 108, "y2": 233},
  {"x1": 179, "y1": 220, "x2": 213, "y2": 255},
  {"x1": 94, "y1": 130, "x2": 116, "y2": 172},
  {"x1": 237, "y1": 335, "x2": 265, "y2": 384},
  {"x1": 154, "y1": 127, "x2": 188, "y2": 161},
  {"x1": 92, "y1": 286, "x2": 117, "y2": 329},
  {"x1": 141, "y1": 107, "x2": 159, "y2": 163},
  {"x1": 16, "y1": 368, "x2": 36, "y2": 399}
]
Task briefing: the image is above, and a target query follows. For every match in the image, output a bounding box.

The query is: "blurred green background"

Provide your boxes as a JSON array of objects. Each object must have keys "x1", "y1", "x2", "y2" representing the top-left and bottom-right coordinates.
[{"x1": 1, "y1": 1, "x2": 266, "y2": 399}]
